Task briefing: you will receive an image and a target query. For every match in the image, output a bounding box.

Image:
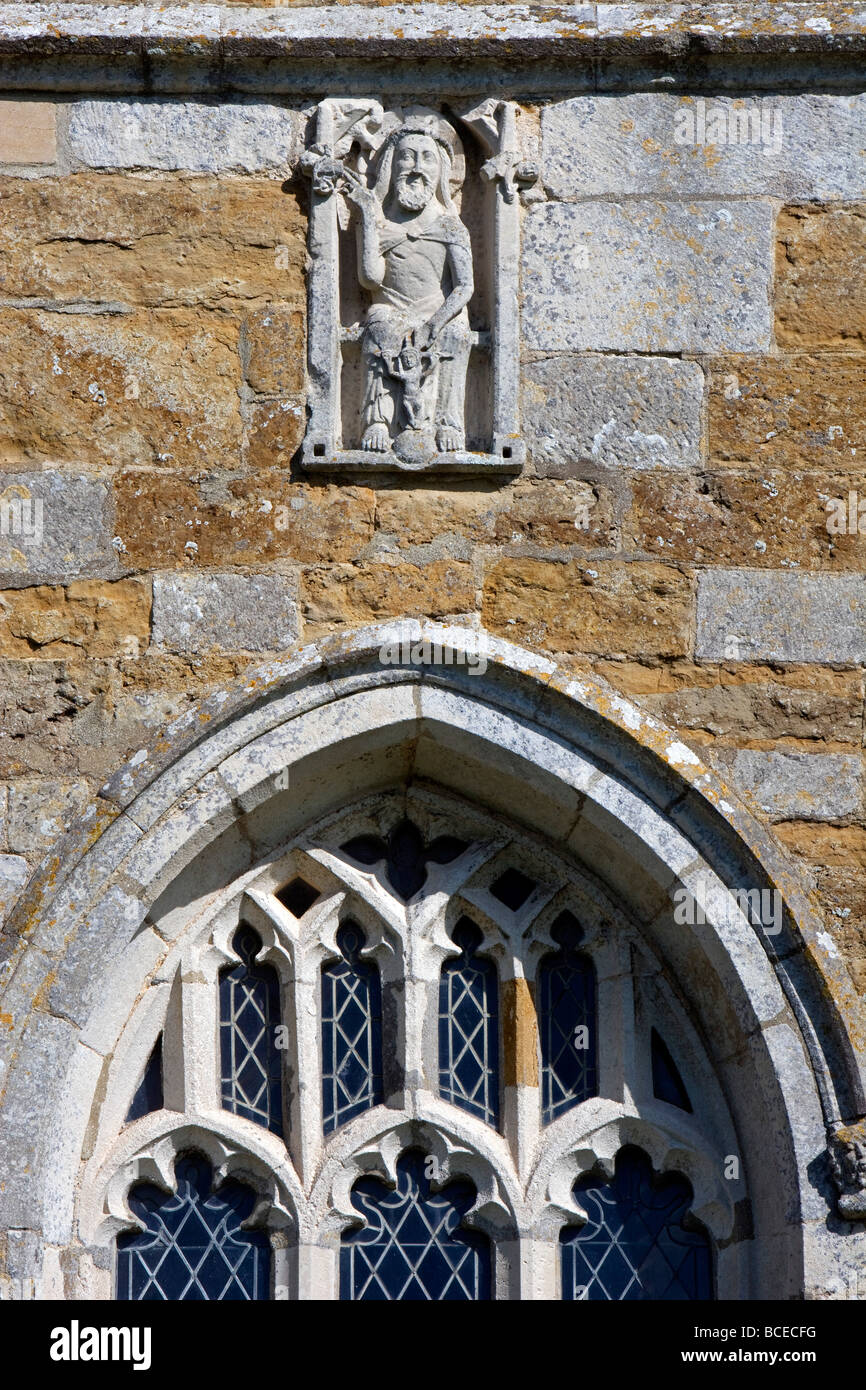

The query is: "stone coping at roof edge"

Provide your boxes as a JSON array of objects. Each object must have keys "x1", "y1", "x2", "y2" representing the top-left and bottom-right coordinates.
[{"x1": 0, "y1": 3, "x2": 865, "y2": 60}]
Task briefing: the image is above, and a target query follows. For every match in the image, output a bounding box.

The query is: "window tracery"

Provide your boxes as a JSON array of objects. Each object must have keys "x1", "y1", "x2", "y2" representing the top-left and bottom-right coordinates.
[{"x1": 91, "y1": 797, "x2": 737, "y2": 1301}]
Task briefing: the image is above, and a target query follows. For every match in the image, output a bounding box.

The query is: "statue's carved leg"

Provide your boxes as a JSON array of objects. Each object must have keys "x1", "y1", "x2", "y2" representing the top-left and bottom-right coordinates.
[
  {"x1": 361, "y1": 321, "x2": 397, "y2": 452},
  {"x1": 434, "y1": 317, "x2": 471, "y2": 452}
]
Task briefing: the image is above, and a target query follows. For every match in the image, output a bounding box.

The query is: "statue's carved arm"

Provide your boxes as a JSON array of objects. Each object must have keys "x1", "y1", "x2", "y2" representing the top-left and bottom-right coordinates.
[
  {"x1": 343, "y1": 175, "x2": 386, "y2": 291},
  {"x1": 416, "y1": 242, "x2": 474, "y2": 352}
]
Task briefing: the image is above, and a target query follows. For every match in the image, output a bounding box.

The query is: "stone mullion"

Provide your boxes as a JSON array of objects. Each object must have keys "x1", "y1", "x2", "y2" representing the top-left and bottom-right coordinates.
[
  {"x1": 605, "y1": 938, "x2": 637, "y2": 1109},
  {"x1": 501, "y1": 963, "x2": 540, "y2": 1183},
  {"x1": 285, "y1": 942, "x2": 324, "y2": 1190},
  {"x1": 404, "y1": 928, "x2": 436, "y2": 1107},
  {"x1": 500, "y1": 1232, "x2": 559, "y2": 1301},
  {"x1": 162, "y1": 960, "x2": 219, "y2": 1116}
]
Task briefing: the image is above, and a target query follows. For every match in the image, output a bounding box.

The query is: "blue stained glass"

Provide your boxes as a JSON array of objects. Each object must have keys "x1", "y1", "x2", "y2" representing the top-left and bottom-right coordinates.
[
  {"x1": 439, "y1": 919, "x2": 500, "y2": 1128},
  {"x1": 651, "y1": 1028, "x2": 692, "y2": 1112},
  {"x1": 341, "y1": 1150, "x2": 491, "y2": 1301},
  {"x1": 322, "y1": 922, "x2": 383, "y2": 1134},
  {"x1": 219, "y1": 925, "x2": 283, "y2": 1135},
  {"x1": 561, "y1": 1147, "x2": 713, "y2": 1301},
  {"x1": 539, "y1": 912, "x2": 597, "y2": 1125},
  {"x1": 125, "y1": 1034, "x2": 163, "y2": 1123},
  {"x1": 116, "y1": 1154, "x2": 271, "y2": 1301}
]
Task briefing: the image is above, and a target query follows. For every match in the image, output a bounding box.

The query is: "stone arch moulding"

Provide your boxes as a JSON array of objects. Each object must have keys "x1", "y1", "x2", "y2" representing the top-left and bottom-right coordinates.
[{"x1": 0, "y1": 622, "x2": 864, "y2": 1300}]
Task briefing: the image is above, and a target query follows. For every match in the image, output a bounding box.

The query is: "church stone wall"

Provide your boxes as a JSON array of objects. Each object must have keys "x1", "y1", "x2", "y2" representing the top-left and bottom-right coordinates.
[{"x1": 0, "y1": 6, "x2": 865, "y2": 1015}]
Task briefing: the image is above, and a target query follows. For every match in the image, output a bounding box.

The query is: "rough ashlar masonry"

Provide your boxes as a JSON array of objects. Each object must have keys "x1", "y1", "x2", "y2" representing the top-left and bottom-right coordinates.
[{"x1": 0, "y1": 14, "x2": 864, "y2": 1016}]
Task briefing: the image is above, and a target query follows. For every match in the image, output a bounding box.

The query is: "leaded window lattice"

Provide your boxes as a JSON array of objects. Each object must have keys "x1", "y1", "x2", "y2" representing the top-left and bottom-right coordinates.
[
  {"x1": 321, "y1": 921, "x2": 384, "y2": 1134},
  {"x1": 219, "y1": 925, "x2": 283, "y2": 1135},
  {"x1": 439, "y1": 918, "x2": 500, "y2": 1128},
  {"x1": 539, "y1": 911, "x2": 598, "y2": 1125},
  {"x1": 103, "y1": 797, "x2": 732, "y2": 1301},
  {"x1": 116, "y1": 1154, "x2": 270, "y2": 1301},
  {"x1": 340, "y1": 1149, "x2": 491, "y2": 1301},
  {"x1": 561, "y1": 1146, "x2": 713, "y2": 1301}
]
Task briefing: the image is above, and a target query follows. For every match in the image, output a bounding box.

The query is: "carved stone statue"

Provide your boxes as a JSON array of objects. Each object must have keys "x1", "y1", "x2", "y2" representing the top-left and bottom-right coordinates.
[
  {"x1": 342, "y1": 113, "x2": 474, "y2": 460},
  {"x1": 302, "y1": 99, "x2": 534, "y2": 474}
]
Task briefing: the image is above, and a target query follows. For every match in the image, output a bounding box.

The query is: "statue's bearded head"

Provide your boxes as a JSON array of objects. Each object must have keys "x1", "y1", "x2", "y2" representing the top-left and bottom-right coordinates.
[{"x1": 392, "y1": 133, "x2": 441, "y2": 212}]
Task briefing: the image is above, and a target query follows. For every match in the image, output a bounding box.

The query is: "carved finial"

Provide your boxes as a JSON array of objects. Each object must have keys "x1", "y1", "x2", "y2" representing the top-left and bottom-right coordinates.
[{"x1": 827, "y1": 1121, "x2": 866, "y2": 1219}]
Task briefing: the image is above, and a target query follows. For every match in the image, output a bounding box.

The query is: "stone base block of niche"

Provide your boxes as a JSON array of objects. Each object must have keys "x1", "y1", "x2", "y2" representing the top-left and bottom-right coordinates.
[
  {"x1": 300, "y1": 98, "x2": 538, "y2": 481},
  {"x1": 301, "y1": 445, "x2": 523, "y2": 475}
]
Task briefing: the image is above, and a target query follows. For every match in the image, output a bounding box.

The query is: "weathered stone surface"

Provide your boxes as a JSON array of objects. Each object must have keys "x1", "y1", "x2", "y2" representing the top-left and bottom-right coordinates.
[
  {"x1": 543, "y1": 94, "x2": 866, "y2": 201},
  {"x1": 776, "y1": 823, "x2": 866, "y2": 867},
  {"x1": 0, "y1": 473, "x2": 119, "y2": 589},
  {"x1": 374, "y1": 479, "x2": 616, "y2": 551},
  {"x1": 0, "y1": 100, "x2": 55, "y2": 165},
  {"x1": 245, "y1": 398, "x2": 305, "y2": 470},
  {"x1": 708, "y1": 355, "x2": 866, "y2": 468},
  {"x1": 47, "y1": 881, "x2": 148, "y2": 1030},
  {"x1": 776, "y1": 207, "x2": 866, "y2": 347},
  {"x1": 0, "y1": 854, "x2": 28, "y2": 925},
  {"x1": 625, "y1": 656, "x2": 861, "y2": 745},
  {"x1": 152, "y1": 571, "x2": 299, "y2": 653},
  {"x1": 68, "y1": 100, "x2": 303, "y2": 173},
  {"x1": 242, "y1": 306, "x2": 305, "y2": 395},
  {"x1": 628, "y1": 471, "x2": 866, "y2": 569},
  {"x1": 812, "y1": 866, "x2": 866, "y2": 994},
  {"x1": 0, "y1": 653, "x2": 251, "y2": 784},
  {"x1": 523, "y1": 200, "x2": 774, "y2": 352},
  {"x1": 0, "y1": 310, "x2": 242, "y2": 470},
  {"x1": 643, "y1": 670, "x2": 863, "y2": 746},
  {"x1": 0, "y1": 1012, "x2": 77, "y2": 1230},
  {"x1": 3, "y1": 777, "x2": 91, "y2": 854},
  {"x1": 0, "y1": 175, "x2": 306, "y2": 309},
  {"x1": 523, "y1": 354, "x2": 703, "y2": 472},
  {"x1": 723, "y1": 749, "x2": 861, "y2": 822},
  {"x1": 696, "y1": 570, "x2": 866, "y2": 662},
  {"x1": 0, "y1": 579, "x2": 151, "y2": 660},
  {"x1": 113, "y1": 473, "x2": 375, "y2": 567},
  {"x1": 302, "y1": 561, "x2": 475, "y2": 629},
  {"x1": 483, "y1": 558, "x2": 692, "y2": 657}
]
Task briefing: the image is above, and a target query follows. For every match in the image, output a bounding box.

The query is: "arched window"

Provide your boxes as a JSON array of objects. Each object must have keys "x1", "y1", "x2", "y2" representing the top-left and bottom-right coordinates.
[
  {"x1": 538, "y1": 912, "x2": 598, "y2": 1125},
  {"x1": 340, "y1": 1149, "x2": 491, "y2": 1301},
  {"x1": 219, "y1": 925, "x2": 283, "y2": 1135},
  {"x1": 117, "y1": 1154, "x2": 271, "y2": 1301},
  {"x1": 100, "y1": 803, "x2": 738, "y2": 1301},
  {"x1": 561, "y1": 1147, "x2": 713, "y2": 1301},
  {"x1": 321, "y1": 921, "x2": 384, "y2": 1133},
  {"x1": 439, "y1": 918, "x2": 500, "y2": 1128}
]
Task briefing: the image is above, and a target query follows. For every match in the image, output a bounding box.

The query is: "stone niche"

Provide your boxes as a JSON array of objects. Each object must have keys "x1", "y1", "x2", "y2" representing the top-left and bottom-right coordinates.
[{"x1": 300, "y1": 98, "x2": 537, "y2": 475}]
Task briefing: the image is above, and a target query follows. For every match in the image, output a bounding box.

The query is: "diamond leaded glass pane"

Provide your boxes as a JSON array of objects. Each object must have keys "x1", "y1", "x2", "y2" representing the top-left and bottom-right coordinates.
[
  {"x1": 439, "y1": 918, "x2": 500, "y2": 1128},
  {"x1": 322, "y1": 922, "x2": 383, "y2": 1134},
  {"x1": 561, "y1": 1147, "x2": 713, "y2": 1301},
  {"x1": 340, "y1": 1150, "x2": 491, "y2": 1301},
  {"x1": 116, "y1": 1155, "x2": 271, "y2": 1301},
  {"x1": 539, "y1": 912, "x2": 597, "y2": 1125},
  {"x1": 219, "y1": 925, "x2": 283, "y2": 1135}
]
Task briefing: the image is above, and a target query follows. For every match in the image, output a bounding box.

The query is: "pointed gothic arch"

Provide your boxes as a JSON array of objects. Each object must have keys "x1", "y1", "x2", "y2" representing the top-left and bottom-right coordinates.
[{"x1": 1, "y1": 623, "x2": 864, "y2": 1299}]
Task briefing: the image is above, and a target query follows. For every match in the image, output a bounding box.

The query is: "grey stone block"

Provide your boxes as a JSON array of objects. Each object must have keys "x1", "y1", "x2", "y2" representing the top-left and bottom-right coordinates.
[
  {"x1": 543, "y1": 94, "x2": 866, "y2": 201},
  {"x1": 0, "y1": 855, "x2": 28, "y2": 925},
  {"x1": 47, "y1": 882, "x2": 147, "y2": 1029},
  {"x1": 522, "y1": 200, "x2": 773, "y2": 353},
  {"x1": 726, "y1": 750, "x2": 861, "y2": 822},
  {"x1": 523, "y1": 354, "x2": 703, "y2": 472},
  {"x1": 0, "y1": 1012, "x2": 76, "y2": 1230},
  {"x1": 152, "y1": 572, "x2": 299, "y2": 654},
  {"x1": 696, "y1": 570, "x2": 866, "y2": 663},
  {"x1": 5, "y1": 780, "x2": 91, "y2": 856},
  {"x1": 0, "y1": 473, "x2": 120, "y2": 589},
  {"x1": 67, "y1": 99, "x2": 303, "y2": 173}
]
